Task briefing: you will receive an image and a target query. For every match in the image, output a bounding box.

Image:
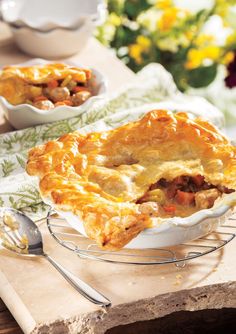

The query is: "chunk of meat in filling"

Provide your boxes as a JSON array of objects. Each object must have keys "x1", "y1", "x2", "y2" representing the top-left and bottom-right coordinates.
[
  {"x1": 195, "y1": 188, "x2": 221, "y2": 209},
  {"x1": 138, "y1": 202, "x2": 159, "y2": 216}
]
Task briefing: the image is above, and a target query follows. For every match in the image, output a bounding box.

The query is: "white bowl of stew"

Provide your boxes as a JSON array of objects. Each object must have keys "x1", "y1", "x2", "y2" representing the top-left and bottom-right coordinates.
[{"x1": 0, "y1": 59, "x2": 107, "y2": 129}]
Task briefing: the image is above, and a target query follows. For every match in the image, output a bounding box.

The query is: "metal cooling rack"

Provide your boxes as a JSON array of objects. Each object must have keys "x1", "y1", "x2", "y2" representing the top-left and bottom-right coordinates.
[{"x1": 46, "y1": 209, "x2": 236, "y2": 266}]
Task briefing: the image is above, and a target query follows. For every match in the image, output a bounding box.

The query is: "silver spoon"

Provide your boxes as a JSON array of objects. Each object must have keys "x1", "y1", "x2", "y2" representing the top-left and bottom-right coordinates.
[{"x1": 0, "y1": 207, "x2": 111, "y2": 307}]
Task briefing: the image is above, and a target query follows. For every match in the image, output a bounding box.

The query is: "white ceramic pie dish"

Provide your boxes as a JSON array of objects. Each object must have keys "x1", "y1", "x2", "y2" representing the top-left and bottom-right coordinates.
[
  {"x1": 8, "y1": 6, "x2": 106, "y2": 58},
  {"x1": 43, "y1": 192, "x2": 236, "y2": 250},
  {"x1": 37, "y1": 108, "x2": 236, "y2": 250},
  {"x1": 0, "y1": 58, "x2": 107, "y2": 129},
  {"x1": 10, "y1": 19, "x2": 95, "y2": 59}
]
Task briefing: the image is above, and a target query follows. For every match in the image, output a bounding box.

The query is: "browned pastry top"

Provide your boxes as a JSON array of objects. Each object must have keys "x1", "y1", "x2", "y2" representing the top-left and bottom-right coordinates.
[{"x1": 26, "y1": 110, "x2": 236, "y2": 249}]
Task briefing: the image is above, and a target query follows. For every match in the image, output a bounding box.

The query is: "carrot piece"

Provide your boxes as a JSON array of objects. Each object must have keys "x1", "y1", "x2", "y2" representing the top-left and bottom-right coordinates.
[
  {"x1": 33, "y1": 95, "x2": 48, "y2": 102},
  {"x1": 163, "y1": 204, "x2": 176, "y2": 213},
  {"x1": 72, "y1": 86, "x2": 90, "y2": 93},
  {"x1": 61, "y1": 99, "x2": 72, "y2": 106},
  {"x1": 47, "y1": 79, "x2": 59, "y2": 89},
  {"x1": 55, "y1": 100, "x2": 73, "y2": 107},
  {"x1": 84, "y1": 69, "x2": 92, "y2": 80},
  {"x1": 192, "y1": 175, "x2": 205, "y2": 187},
  {"x1": 175, "y1": 190, "x2": 195, "y2": 206}
]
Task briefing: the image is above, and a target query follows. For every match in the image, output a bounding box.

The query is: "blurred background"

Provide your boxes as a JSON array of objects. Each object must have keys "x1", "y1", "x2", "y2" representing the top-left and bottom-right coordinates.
[
  {"x1": 96, "y1": 0, "x2": 236, "y2": 123},
  {"x1": 97, "y1": 1, "x2": 235, "y2": 89}
]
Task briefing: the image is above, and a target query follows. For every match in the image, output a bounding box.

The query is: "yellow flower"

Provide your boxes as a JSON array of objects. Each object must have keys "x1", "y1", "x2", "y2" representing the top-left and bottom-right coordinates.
[
  {"x1": 226, "y1": 32, "x2": 236, "y2": 46},
  {"x1": 222, "y1": 51, "x2": 234, "y2": 65},
  {"x1": 185, "y1": 46, "x2": 221, "y2": 70},
  {"x1": 129, "y1": 36, "x2": 151, "y2": 65},
  {"x1": 109, "y1": 13, "x2": 122, "y2": 27},
  {"x1": 155, "y1": 0, "x2": 173, "y2": 10},
  {"x1": 202, "y1": 46, "x2": 220, "y2": 61},
  {"x1": 185, "y1": 49, "x2": 204, "y2": 70},
  {"x1": 195, "y1": 34, "x2": 215, "y2": 47},
  {"x1": 185, "y1": 31, "x2": 193, "y2": 41},
  {"x1": 136, "y1": 35, "x2": 151, "y2": 51},
  {"x1": 129, "y1": 44, "x2": 143, "y2": 64},
  {"x1": 157, "y1": 7, "x2": 189, "y2": 32},
  {"x1": 157, "y1": 8, "x2": 178, "y2": 31}
]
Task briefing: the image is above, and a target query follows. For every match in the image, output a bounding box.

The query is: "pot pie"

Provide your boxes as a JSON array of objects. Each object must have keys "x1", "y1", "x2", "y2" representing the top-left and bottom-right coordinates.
[
  {"x1": 26, "y1": 110, "x2": 236, "y2": 250},
  {"x1": 0, "y1": 63, "x2": 93, "y2": 110}
]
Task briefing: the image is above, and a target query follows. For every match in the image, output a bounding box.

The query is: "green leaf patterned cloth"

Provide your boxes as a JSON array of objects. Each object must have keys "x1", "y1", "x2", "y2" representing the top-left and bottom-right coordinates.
[{"x1": 0, "y1": 64, "x2": 224, "y2": 221}]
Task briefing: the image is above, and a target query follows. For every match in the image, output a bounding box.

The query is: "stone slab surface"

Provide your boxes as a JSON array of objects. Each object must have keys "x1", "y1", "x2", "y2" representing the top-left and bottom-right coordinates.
[{"x1": 0, "y1": 220, "x2": 236, "y2": 333}]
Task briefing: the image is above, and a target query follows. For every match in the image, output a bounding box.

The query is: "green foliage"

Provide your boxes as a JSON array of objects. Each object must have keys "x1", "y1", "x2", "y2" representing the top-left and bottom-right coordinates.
[
  {"x1": 96, "y1": 0, "x2": 236, "y2": 90},
  {"x1": 187, "y1": 64, "x2": 218, "y2": 88},
  {"x1": 16, "y1": 155, "x2": 27, "y2": 169},
  {"x1": 124, "y1": 0, "x2": 151, "y2": 18},
  {"x1": 108, "y1": 0, "x2": 125, "y2": 14},
  {"x1": 1, "y1": 160, "x2": 15, "y2": 177}
]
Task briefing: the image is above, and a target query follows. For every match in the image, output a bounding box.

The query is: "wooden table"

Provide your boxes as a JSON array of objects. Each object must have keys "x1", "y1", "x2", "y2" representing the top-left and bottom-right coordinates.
[{"x1": 0, "y1": 25, "x2": 236, "y2": 334}]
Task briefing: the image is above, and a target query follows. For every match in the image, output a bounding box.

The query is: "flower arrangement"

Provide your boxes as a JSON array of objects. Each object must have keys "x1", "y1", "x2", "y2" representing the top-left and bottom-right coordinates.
[{"x1": 96, "y1": 0, "x2": 236, "y2": 91}]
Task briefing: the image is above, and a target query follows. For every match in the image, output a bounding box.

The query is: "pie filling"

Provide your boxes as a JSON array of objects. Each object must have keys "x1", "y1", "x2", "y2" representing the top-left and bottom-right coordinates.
[
  {"x1": 0, "y1": 64, "x2": 94, "y2": 109},
  {"x1": 137, "y1": 175, "x2": 234, "y2": 218}
]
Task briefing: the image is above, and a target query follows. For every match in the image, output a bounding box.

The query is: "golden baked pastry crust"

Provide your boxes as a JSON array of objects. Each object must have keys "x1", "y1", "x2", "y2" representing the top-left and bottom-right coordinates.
[
  {"x1": 26, "y1": 110, "x2": 236, "y2": 249},
  {"x1": 0, "y1": 63, "x2": 89, "y2": 105}
]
